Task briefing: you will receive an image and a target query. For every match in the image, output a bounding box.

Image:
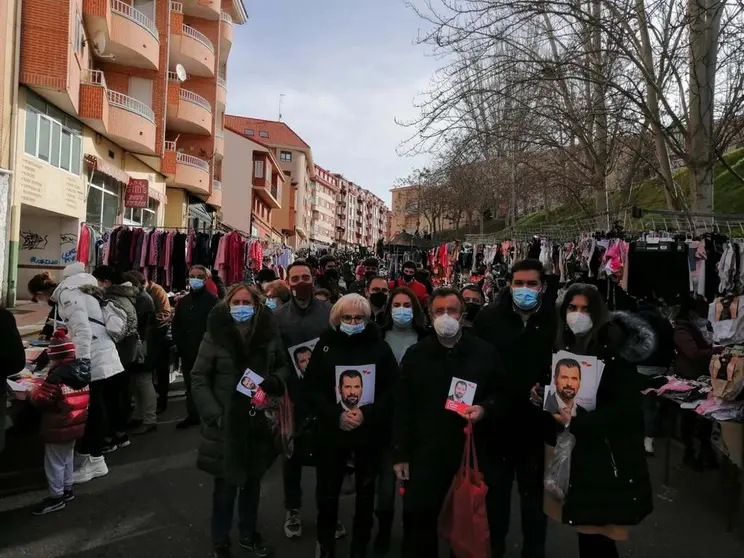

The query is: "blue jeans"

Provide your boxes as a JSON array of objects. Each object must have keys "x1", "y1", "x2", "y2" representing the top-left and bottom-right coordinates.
[{"x1": 211, "y1": 476, "x2": 261, "y2": 547}]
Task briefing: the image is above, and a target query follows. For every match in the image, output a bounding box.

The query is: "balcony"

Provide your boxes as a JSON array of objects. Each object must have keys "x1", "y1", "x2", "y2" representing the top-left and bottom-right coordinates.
[
  {"x1": 216, "y1": 76, "x2": 226, "y2": 109},
  {"x1": 253, "y1": 181, "x2": 281, "y2": 209},
  {"x1": 169, "y1": 23, "x2": 215, "y2": 78},
  {"x1": 164, "y1": 145, "x2": 211, "y2": 196},
  {"x1": 206, "y1": 179, "x2": 222, "y2": 208},
  {"x1": 79, "y1": 70, "x2": 157, "y2": 155},
  {"x1": 83, "y1": 0, "x2": 159, "y2": 70},
  {"x1": 181, "y1": 0, "x2": 220, "y2": 20},
  {"x1": 166, "y1": 81, "x2": 212, "y2": 135},
  {"x1": 214, "y1": 130, "x2": 224, "y2": 160},
  {"x1": 220, "y1": 12, "x2": 233, "y2": 62}
]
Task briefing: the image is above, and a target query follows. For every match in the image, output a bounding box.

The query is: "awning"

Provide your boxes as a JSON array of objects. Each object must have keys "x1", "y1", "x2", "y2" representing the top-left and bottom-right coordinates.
[{"x1": 85, "y1": 154, "x2": 167, "y2": 204}]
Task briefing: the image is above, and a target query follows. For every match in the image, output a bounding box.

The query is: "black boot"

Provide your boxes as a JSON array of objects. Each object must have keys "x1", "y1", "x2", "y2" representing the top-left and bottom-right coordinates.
[
  {"x1": 373, "y1": 512, "x2": 393, "y2": 555},
  {"x1": 316, "y1": 542, "x2": 335, "y2": 558}
]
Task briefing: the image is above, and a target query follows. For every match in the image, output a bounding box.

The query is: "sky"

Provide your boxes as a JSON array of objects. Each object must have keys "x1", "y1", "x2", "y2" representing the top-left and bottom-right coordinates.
[{"x1": 226, "y1": 0, "x2": 438, "y2": 206}]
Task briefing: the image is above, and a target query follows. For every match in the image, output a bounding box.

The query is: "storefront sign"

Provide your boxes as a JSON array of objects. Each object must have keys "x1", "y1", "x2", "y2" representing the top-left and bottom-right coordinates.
[{"x1": 125, "y1": 178, "x2": 149, "y2": 208}]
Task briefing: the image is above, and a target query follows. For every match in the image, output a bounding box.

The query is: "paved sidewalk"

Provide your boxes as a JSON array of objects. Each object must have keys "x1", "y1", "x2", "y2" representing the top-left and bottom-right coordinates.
[{"x1": 9, "y1": 301, "x2": 50, "y2": 337}]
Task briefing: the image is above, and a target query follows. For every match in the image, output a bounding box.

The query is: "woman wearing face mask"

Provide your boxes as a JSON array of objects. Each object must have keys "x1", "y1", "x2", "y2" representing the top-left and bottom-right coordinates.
[
  {"x1": 304, "y1": 294, "x2": 398, "y2": 558},
  {"x1": 28, "y1": 272, "x2": 60, "y2": 340},
  {"x1": 549, "y1": 283, "x2": 654, "y2": 558},
  {"x1": 262, "y1": 279, "x2": 291, "y2": 310},
  {"x1": 191, "y1": 284, "x2": 289, "y2": 558}
]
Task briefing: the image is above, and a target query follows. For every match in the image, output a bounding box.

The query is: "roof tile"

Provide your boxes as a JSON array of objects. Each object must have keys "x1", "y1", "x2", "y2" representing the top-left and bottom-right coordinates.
[{"x1": 224, "y1": 115, "x2": 310, "y2": 150}]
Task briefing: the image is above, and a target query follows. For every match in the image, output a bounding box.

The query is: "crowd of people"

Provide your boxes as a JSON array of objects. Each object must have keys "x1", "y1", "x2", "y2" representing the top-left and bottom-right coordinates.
[{"x1": 3, "y1": 251, "x2": 728, "y2": 557}]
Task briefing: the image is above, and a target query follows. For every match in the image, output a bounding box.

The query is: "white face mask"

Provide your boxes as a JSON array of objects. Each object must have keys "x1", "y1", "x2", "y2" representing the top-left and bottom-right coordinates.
[
  {"x1": 566, "y1": 311, "x2": 593, "y2": 335},
  {"x1": 433, "y1": 314, "x2": 461, "y2": 339}
]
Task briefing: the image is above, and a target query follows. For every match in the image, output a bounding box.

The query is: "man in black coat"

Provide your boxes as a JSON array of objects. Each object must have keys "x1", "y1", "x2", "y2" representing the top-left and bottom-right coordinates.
[
  {"x1": 171, "y1": 265, "x2": 218, "y2": 429},
  {"x1": 349, "y1": 257, "x2": 379, "y2": 296},
  {"x1": 316, "y1": 254, "x2": 345, "y2": 302},
  {"x1": 474, "y1": 259, "x2": 556, "y2": 558},
  {"x1": 393, "y1": 287, "x2": 509, "y2": 558}
]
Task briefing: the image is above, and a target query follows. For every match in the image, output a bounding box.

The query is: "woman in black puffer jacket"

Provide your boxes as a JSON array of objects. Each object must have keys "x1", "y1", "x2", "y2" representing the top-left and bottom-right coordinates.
[{"x1": 549, "y1": 283, "x2": 654, "y2": 558}]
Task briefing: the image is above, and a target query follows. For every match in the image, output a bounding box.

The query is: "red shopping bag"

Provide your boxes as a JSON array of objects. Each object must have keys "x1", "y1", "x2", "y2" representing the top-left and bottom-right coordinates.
[{"x1": 438, "y1": 423, "x2": 490, "y2": 558}]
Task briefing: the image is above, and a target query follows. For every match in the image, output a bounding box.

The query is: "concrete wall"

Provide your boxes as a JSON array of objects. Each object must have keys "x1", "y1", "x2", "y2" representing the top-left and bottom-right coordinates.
[{"x1": 220, "y1": 129, "x2": 252, "y2": 233}]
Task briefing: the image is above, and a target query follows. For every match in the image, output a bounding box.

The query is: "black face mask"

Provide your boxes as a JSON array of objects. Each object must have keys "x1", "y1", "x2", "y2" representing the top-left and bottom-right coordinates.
[
  {"x1": 369, "y1": 292, "x2": 388, "y2": 309},
  {"x1": 465, "y1": 302, "x2": 482, "y2": 322},
  {"x1": 402, "y1": 273, "x2": 414, "y2": 283},
  {"x1": 325, "y1": 268, "x2": 339, "y2": 281},
  {"x1": 364, "y1": 270, "x2": 378, "y2": 280}
]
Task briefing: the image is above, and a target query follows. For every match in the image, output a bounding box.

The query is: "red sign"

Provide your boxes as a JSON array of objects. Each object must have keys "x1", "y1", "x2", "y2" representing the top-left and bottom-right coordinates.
[{"x1": 125, "y1": 178, "x2": 149, "y2": 208}]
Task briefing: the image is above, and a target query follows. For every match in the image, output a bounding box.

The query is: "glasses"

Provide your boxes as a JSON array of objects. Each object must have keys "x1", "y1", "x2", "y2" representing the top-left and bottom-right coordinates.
[{"x1": 341, "y1": 315, "x2": 366, "y2": 324}]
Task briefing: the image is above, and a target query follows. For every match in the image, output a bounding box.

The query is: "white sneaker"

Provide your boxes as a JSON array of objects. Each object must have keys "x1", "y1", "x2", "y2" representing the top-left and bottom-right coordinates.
[
  {"x1": 644, "y1": 437, "x2": 655, "y2": 456},
  {"x1": 74, "y1": 455, "x2": 109, "y2": 484},
  {"x1": 74, "y1": 452, "x2": 89, "y2": 468}
]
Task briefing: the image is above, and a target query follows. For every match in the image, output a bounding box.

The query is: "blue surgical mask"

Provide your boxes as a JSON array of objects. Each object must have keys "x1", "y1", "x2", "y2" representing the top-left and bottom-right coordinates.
[
  {"x1": 230, "y1": 305, "x2": 255, "y2": 322},
  {"x1": 512, "y1": 287, "x2": 539, "y2": 310},
  {"x1": 391, "y1": 307, "x2": 413, "y2": 327},
  {"x1": 189, "y1": 278, "x2": 204, "y2": 290},
  {"x1": 340, "y1": 322, "x2": 365, "y2": 336},
  {"x1": 265, "y1": 298, "x2": 278, "y2": 310}
]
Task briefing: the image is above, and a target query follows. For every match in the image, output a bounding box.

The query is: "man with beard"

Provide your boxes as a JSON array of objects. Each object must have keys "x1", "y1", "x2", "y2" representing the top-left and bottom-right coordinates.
[
  {"x1": 461, "y1": 284, "x2": 485, "y2": 328},
  {"x1": 274, "y1": 261, "x2": 346, "y2": 541},
  {"x1": 316, "y1": 255, "x2": 344, "y2": 302},
  {"x1": 293, "y1": 346, "x2": 313, "y2": 378},
  {"x1": 447, "y1": 380, "x2": 468, "y2": 403},
  {"x1": 349, "y1": 257, "x2": 380, "y2": 295},
  {"x1": 338, "y1": 369, "x2": 363, "y2": 410},
  {"x1": 366, "y1": 276, "x2": 390, "y2": 326},
  {"x1": 389, "y1": 261, "x2": 429, "y2": 307},
  {"x1": 545, "y1": 359, "x2": 587, "y2": 417}
]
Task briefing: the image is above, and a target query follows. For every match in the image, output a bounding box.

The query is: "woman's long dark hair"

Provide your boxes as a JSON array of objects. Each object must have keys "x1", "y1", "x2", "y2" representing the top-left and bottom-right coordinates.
[
  {"x1": 382, "y1": 286, "x2": 427, "y2": 333},
  {"x1": 555, "y1": 283, "x2": 611, "y2": 353}
]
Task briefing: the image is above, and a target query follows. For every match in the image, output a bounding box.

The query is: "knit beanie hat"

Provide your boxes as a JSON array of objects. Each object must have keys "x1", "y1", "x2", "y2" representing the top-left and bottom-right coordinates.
[{"x1": 48, "y1": 329, "x2": 76, "y2": 364}]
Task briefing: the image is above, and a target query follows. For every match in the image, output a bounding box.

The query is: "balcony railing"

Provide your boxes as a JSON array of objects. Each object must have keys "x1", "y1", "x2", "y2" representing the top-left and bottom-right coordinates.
[
  {"x1": 112, "y1": 0, "x2": 158, "y2": 39},
  {"x1": 217, "y1": 76, "x2": 226, "y2": 88},
  {"x1": 180, "y1": 89, "x2": 211, "y2": 112},
  {"x1": 81, "y1": 69, "x2": 107, "y2": 87},
  {"x1": 165, "y1": 141, "x2": 177, "y2": 152},
  {"x1": 221, "y1": 11, "x2": 233, "y2": 24},
  {"x1": 170, "y1": 1, "x2": 183, "y2": 13},
  {"x1": 182, "y1": 24, "x2": 214, "y2": 53},
  {"x1": 177, "y1": 152, "x2": 209, "y2": 172},
  {"x1": 167, "y1": 71, "x2": 181, "y2": 82},
  {"x1": 107, "y1": 90, "x2": 155, "y2": 123},
  {"x1": 213, "y1": 180, "x2": 222, "y2": 191}
]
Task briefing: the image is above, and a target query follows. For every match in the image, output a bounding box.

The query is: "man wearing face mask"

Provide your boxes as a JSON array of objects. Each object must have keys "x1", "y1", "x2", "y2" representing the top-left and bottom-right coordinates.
[
  {"x1": 349, "y1": 257, "x2": 380, "y2": 296},
  {"x1": 473, "y1": 259, "x2": 556, "y2": 558},
  {"x1": 273, "y1": 261, "x2": 346, "y2": 541},
  {"x1": 366, "y1": 276, "x2": 390, "y2": 326},
  {"x1": 394, "y1": 287, "x2": 508, "y2": 557},
  {"x1": 171, "y1": 265, "x2": 218, "y2": 429},
  {"x1": 461, "y1": 284, "x2": 485, "y2": 328},
  {"x1": 389, "y1": 261, "x2": 429, "y2": 307},
  {"x1": 317, "y1": 255, "x2": 345, "y2": 303}
]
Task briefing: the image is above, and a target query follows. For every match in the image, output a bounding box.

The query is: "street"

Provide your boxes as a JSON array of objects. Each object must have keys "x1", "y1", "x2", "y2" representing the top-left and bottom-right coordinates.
[{"x1": 1, "y1": 398, "x2": 743, "y2": 558}]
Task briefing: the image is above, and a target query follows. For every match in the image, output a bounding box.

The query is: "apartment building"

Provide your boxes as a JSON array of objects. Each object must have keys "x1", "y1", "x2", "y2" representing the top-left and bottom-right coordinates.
[
  {"x1": 5, "y1": 0, "x2": 246, "y2": 303},
  {"x1": 334, "y1": 174, "x2": 389, "y2": 249},
  {"x1": 390, "y1": 183, "x2": 466, "y2": 237},
  {"x1": 221, "y1": 127, "x2": 284, "y2": 242},
  {"x1": 309, "y1": 165, "x2": 339, "y2": 247},
  {"x1": 225, "y1": 115, "x2": 313, "y2": 249}
]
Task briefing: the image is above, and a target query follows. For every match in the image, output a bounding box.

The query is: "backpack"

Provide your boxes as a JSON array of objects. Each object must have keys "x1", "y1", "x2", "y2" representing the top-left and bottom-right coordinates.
[{"x1": 90, "y1": 296, "x2": 137, "y2": 343}]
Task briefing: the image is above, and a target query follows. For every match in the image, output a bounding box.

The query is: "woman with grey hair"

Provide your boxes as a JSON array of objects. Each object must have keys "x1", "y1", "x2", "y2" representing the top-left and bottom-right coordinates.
[{"x1": 304, "y1": 294, "x2": 399, "y2": 558}]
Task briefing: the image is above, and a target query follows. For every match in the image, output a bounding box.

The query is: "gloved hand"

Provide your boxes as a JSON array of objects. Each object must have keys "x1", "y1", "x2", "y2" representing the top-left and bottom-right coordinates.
[{"x1": 259, "y1": 375, "x2": 285, "y2": 397}]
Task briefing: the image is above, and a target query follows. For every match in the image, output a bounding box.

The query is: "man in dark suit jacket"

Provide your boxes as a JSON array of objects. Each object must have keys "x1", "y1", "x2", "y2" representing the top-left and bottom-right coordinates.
[{"x1": 545, "y1": 358, "x2": 587, "y2": 417}]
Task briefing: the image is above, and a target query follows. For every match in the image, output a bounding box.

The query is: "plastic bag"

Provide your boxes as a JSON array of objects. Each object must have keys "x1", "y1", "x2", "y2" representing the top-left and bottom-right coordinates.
[{"x1": 544, "y1": 430, "x2": 576, "y2": 502}]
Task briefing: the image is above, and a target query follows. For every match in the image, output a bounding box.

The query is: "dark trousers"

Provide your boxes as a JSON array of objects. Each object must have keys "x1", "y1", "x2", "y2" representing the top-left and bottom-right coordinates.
[
  {"x1": 103, "y1": 371, "x2": 130, "y2": 437},
  {"x1": 375, "y1": 450, "x2": 396, "y2": 514},
  {"x1": 211, "y1": 476, "x2": 261, "y2": 547},
  {"x1": 681, "y1": 412, "x2": 714, "y2": 455},
  {"x1": 283, "y1": 452, "x2": 304, "y2": 510},
  {"x1": 316, "y1": 444, "x2": 379, "y2": 549},
  {"x1": 402, "y1": 472, "x2": 453, "y2": 558},
  {"x1": 153, "y1": 331, "x2": 171, "y2": 409},
  {"x1": 182, "y1": 365, "x2": 200, "y2": 421},
  {"x1": 577, "y1": 533, "x2": 619, "y2": 558},
  {"x1": 78, "y1": 379, "x2": 106, "y2": 457},
  {"x1": 487, "y1": 443, "x2": 547, "y2": 558}
]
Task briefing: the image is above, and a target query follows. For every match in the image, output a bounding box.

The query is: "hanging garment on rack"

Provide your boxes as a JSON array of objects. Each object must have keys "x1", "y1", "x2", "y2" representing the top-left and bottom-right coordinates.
[
  {"x1": 708, "y1": 296, "x2": 744, "y2": 345},
  {"x1": 627, "y1": 241, "x2": 690, "y2": 302}
]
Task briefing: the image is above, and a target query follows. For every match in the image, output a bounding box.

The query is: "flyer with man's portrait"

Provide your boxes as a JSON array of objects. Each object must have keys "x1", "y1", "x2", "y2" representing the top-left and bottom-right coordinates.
[
  {"x1": 544, "y1": 351, "x2": 602, "y2": 416},
  {"x1": 335, "y1": 365, "x2": 376, "y2": 410},
  {"x1": 444, "y1": 377, "x2": 477, "y2": 413},
  {"x1": 288, "y1": 338, "x2": 319, "y2": 379},
  {"x1": 236, "y1": 369, "x2": 267, "y2": 405}
]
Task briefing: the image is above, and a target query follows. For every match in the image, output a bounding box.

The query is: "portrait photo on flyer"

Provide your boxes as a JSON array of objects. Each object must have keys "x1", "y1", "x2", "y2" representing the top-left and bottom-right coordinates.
[
  {"x1": 544, "y1": 351, "x2": 601, "y2": 416},
  {"x1": 236, "y1": 369, "x2": 264, "y2": 398},
  {"x1": 335, "y1": 365, "x2": 376, "y2": 410},
  {"x1": 288, "y1": 338, "x2": 319, "y2": 378},
  {"x1": 445, "y1": 377, "x2": 477, "y2": 413}
]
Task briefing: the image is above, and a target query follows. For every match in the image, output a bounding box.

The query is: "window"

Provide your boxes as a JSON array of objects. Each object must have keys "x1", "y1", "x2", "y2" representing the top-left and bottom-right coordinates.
[
  {"x1": 24, "y1": 93, "x2": 83, "y2": 175},
  {"x1": 280, "y1": 151, "x2": 292, "y2": 162},
  {"x1": 245, "y1": 129, "x2": 254, "y2": 136},
  {"x1": 123, "y1": 198, "x2": 159, "y2": 228},
  {"x1": 254, "y1": 159, "x2": 264, "y2": 178},
  {"x1": 86, "y1": 172, "x2": 121, "y2": 228},
  {"x1": 259, "y1": 131, "x2": 269, "y2": 138},
  {"x1": 74, "y1": 12, "x2": 84, "y2": 53}
]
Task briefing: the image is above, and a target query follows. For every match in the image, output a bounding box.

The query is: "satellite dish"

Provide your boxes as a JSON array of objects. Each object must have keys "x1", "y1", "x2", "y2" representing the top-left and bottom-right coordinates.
[
  {"x1": 175, "y1": 64, "x2": 187, "y2": 82},
  {"x1": 93, "y1": 31, "x2": 107, "y2": 54}
]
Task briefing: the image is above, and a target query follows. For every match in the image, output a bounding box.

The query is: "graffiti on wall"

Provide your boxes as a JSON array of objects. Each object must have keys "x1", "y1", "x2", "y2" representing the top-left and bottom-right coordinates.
[
  {"x1": 60, "y1": 233, "x2": 77, "y2": 246},
  {"x1": 20, "y1": 230, "x2": 48, "y2": 251},
  {"x1": 29, "y1": 256, "x2": 59, "y2": 265},
  {"x1": 61, "y1": 248, "x2": 77, "y2": 263}
]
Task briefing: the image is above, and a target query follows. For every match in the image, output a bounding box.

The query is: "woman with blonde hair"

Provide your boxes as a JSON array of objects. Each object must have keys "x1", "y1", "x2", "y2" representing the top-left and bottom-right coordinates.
[
  {"x1": 305, "y1": 294, "x2": 398, "y2": 558},
  {"x1": 191, "y1": 283, "x2": 289, "y2": 558}
]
